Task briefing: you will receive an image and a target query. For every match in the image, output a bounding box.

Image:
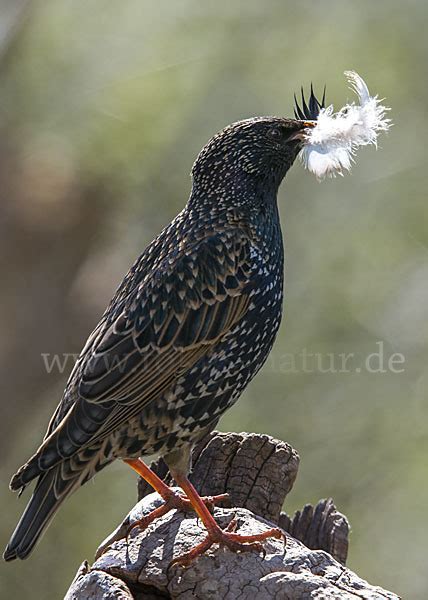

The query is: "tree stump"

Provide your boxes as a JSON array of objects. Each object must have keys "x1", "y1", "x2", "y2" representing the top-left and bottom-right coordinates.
[{"x1": 65, "y1": 432, "x2": 398, "y2": 599}]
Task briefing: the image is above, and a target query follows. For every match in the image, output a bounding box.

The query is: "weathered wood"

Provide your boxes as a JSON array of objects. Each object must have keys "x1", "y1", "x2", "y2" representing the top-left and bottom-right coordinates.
[
  {"x1": 65, "y1": 432, "x2": 398, "y2": 599},
  {"x1": 279, "y1": 497, "x2": 349, "y2": 566},
  {"x1": 138, "y1": 431, "x2": 300, "y2": 526}
]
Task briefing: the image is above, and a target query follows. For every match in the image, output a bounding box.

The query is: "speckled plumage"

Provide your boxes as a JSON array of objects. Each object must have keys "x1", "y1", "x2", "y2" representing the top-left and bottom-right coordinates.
[{"x1": 5, "y1": 114, "x2": 319, "y2": 561}]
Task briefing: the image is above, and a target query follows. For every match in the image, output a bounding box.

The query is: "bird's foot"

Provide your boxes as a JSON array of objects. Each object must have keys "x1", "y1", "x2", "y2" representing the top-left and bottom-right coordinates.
[
  {"x1": 126, "y1": 490, "x2": 229, "y2": 538},
  {"x1": 169, "y1": 517, "x2": 285, "y2": 568}
]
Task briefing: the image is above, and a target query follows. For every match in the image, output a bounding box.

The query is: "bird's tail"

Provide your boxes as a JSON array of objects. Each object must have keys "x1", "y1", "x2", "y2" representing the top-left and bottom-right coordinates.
[
  {"x1": 4, "y1": 446, "x2": 112, "y2": 561},
  {"x1": 3, "y1": 465, "x2": 78, "y2": 561}
]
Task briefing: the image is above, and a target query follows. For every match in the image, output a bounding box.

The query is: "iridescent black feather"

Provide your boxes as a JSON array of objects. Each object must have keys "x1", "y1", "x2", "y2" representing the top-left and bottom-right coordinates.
[{"x1": 294, "y1": 84, "x2": 326, "y2": 120}]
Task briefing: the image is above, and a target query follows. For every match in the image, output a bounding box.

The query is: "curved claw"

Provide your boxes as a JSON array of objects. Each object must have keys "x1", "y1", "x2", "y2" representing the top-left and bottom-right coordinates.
[
  {"x1": 225, "y1": 517, "x2": 238, "y2": 533},
  {"x1": 202, "y1": 492, "x2": 230, "y2": 513}
]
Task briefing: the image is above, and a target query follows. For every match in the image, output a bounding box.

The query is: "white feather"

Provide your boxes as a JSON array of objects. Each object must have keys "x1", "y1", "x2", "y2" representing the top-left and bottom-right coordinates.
[{"x1": 299, "y1": 71, "x2": 391, "y2": 180}]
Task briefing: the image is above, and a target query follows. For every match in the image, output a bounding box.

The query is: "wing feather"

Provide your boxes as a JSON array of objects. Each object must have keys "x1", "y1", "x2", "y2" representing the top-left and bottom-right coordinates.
[{"x1": 16, "y1": 230, "x2": 255, "y2": 482}]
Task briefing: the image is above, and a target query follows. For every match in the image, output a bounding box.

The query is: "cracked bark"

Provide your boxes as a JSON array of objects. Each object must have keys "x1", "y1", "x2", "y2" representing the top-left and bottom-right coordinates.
[{"x1": 65, "y1": 431, "x2": 399, "y2": 600}]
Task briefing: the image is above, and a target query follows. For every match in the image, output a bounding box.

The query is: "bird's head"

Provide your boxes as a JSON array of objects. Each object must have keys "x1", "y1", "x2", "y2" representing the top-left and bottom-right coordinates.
[{"x1": 191, "y1": 85, "x2": 325, "y2": 204}]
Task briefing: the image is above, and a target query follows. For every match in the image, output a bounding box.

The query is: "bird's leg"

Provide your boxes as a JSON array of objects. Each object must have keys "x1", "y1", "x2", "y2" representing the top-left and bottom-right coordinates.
[
  {"x1": 124, "y1": 458, "x2": 179, "y2": 502},
  {"x1": 123, "y1": 458, "x2": 228, "y2": 534},
  {"x1": 168, "y1": 468, "x2": 286, "y2": 568}
]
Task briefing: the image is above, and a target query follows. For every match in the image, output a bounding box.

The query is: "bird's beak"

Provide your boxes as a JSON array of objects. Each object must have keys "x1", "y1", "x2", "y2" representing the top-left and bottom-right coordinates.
[{"x1": 288, "y1": 120, "x2": 317, "y2": 142}]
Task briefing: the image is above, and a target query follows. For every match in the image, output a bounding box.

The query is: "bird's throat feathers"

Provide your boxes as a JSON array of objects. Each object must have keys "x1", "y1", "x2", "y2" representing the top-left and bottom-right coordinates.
[{"x1": 190, "y1": 148, "x2": 288, "y2": 216}]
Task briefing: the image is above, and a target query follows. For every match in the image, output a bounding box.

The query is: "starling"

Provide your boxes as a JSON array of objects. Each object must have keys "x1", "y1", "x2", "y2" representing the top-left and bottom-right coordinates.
[{"x1": 4, "y1": 89, "x2": 324, "y2": 564}]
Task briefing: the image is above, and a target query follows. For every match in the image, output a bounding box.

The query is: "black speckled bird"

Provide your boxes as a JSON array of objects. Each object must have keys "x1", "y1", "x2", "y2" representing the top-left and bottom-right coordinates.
[{"x1": 4, "y1": 88, "x2": 325, "y2": 565}]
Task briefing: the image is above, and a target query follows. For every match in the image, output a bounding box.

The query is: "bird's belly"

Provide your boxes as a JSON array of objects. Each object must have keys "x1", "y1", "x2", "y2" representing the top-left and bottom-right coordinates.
[{"x1": 114, "y1": 286, "x2": 283, "y2": 460}]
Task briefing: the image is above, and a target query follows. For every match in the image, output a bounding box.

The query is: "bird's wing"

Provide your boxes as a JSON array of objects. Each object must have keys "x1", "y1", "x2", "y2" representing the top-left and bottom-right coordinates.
[
  {"x1": 13, "y1": 230, "x2": 255, "y2": 487},
  {"x1": 79, "y1": 233, "x2": 253, "y2": 407},
  {"x1": 42, "y1": 317, "x2": 108, "y2": 442}
]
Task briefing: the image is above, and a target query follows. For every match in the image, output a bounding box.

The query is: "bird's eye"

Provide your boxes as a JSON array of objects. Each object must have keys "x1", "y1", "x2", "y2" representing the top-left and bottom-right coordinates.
[{"x1": 268, "y1": 127, "x2": 283, "y2": 141}]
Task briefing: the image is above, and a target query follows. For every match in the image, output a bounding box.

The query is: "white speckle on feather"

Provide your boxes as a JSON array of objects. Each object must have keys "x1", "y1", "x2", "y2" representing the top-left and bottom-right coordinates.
[{"x1": 299, "y1": 71, "x2": 392, "y2": 180}]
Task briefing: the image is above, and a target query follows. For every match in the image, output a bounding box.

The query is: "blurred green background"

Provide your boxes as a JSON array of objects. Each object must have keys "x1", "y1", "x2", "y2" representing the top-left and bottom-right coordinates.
[{"x1": 1, "y1": 1, "x2": 427, "y2": 598}]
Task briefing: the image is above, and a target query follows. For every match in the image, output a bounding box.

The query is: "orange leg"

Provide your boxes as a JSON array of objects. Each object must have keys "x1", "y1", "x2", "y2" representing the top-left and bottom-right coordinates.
[
  {"x1": 124, "y1": 458, "x2": 178, "y2": 500},
  {"x1": 124, "y1": 458, "x2": 228, "y2": 535},
  {"x1": 169, "y1": 469, "x2": 286, "y2": 567}
]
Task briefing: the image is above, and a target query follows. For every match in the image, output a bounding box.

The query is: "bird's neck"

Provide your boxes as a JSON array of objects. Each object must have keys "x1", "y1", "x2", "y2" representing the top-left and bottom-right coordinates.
[
  {"x1": 189, "y1": 166, "x2": 283, "y2": 214},
  {"x1": 187, "y1": 170, "x2": 284, "y2": 253}
]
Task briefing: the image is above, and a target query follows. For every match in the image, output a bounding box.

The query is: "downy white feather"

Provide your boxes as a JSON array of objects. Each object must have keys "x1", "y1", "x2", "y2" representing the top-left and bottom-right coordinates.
[{"x1": 299, "y1": 71, "x2": 391, "y2": 180}]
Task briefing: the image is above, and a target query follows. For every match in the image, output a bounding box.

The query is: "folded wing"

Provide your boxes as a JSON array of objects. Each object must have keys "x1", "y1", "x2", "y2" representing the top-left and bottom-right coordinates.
[{"x1": 10, "y1": 231, "x2": 254, "y2": 490}]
